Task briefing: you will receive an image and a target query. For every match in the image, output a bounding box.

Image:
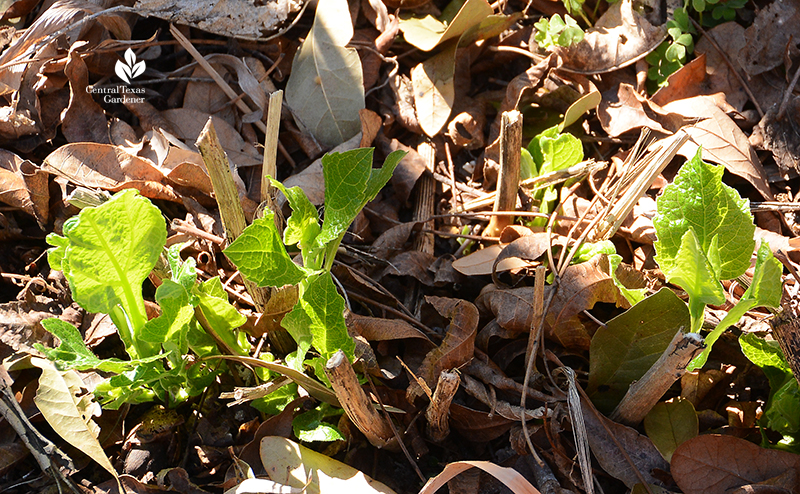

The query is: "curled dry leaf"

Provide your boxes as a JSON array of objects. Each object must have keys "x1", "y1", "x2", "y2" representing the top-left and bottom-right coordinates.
[
  {"x1": 553, "y1": 0, "x2": 666, "y2": 74},
  {"x1": 260, "y1": 436, "x2": 397, "y2": 494},
  {"x1": 418, "y1": 460, "x2": 541, "y2": 494},
  {"x1": 671, "y1": 434, "x2": 800, "y2": 494},
  {"x1": 62, "y1": 44, "x2": 110, "y2": 145},
  {"x1": 347, "y1": 313, "x2": 433, "y2": 344},
  {"x1": 452, "y1": 244, "x2": 530, "y2": 277},
  {"x1": 0, "y1": 149, "x2": 37, "y2": 218},
  {"x1": 408, "y1": 296, "x2": 478, "y2": 400},
  {"x1": 597, "y1": 83, "x2": 685, "y2": 137},
  {"x1": 581, "y1": 397, "x2": 669, "y2": 488}
]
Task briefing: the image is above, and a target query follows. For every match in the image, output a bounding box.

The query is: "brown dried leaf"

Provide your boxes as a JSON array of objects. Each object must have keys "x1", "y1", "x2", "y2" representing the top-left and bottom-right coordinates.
[
  {"x1": 0, "y1": 149, "x2": 35, "y2": 217},
  {"x1": 671, "y1": 435, "x2": 800, "y2": 494},
  {"x1": 381, "y1": 138, "x2": 427, "y2": 203},
  {"x1": 597, "y1": 83, "x2": 685, "y2": 137},
  {"x1": 62, "y1": 43, "x2": 110, "y2": 144},
  {"x1": 694, "y1": 23, "x2": 750, "y2": 111},
  {"x1": 581, "y1": 398, "x2": 669, "y2": 488},
  {"x1": 409, "y1": 296, "x2": 478, "y2": 399},
  {"x1": 380, "y1": 250, "x2": 435, "y2": 286},
  {"x1": 738, "y1": 1, "x2": 800, "y2": 77},
  {"x1": 42, "y1": 143, "x2": 180, "y2": 202},
  {"x1": 347, "y1": 313, "x2": 433, "y2": 343},
  {"x1": 751, "y1": 104, "x2": 800, "y2": 173},
  {"x1": 663, "y1": 95, "x2": 774, "y2": 200},
  {"x1": 546, "y1": 254, "x2": 629, "y2": 349},
  {"x1": 650, "y1": 55, "x2": 707, "y2": 107},
  {"x1": 491, "y1": 233, "x2": 550, "y2": 284},
  {"x1": 554, "y1": 0, "x2": 665, "y2": 74},
  {"x1": 452, "y1": 244, "x2": 529, "y2": 277},
  {"x1": 449, "y1": 403, "x2": 513, "y2": 442},
  {"x1": 370, "y1": 221, "x2": 420, "y2": 262}
]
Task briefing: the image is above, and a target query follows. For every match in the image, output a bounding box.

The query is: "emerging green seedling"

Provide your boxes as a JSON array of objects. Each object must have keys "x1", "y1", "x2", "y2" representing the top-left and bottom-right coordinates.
[
  {"x1": 534, "y1": 14, "x2": 585, "y2": 48},
  {"x1": 653, "y1": 149, "x2": 782, "y2": 370}
]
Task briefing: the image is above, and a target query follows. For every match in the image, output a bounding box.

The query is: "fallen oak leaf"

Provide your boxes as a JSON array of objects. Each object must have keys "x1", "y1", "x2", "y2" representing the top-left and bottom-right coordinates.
[{"x1": 671, "y1": 434, "x2": 800, "y2": 494}]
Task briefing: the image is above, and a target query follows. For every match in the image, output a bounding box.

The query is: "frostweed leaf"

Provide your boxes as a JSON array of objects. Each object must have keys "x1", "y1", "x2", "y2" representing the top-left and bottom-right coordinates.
[
  {"x1": 688, "y1": 240, "x2": 782, "y2": 370},
  {"x1": 315, "y1": 149, "x2": 404, "y2": 249},
  {"x1": 140, "y1": 280, "x2": 194, "y2": 354},
  {"x1": 654, "y1": 149, "x2": 755, "y2": 281},
  {"x1": 663, "y1": 229, "x2": 725, "y2": 311},
  {"x1": 166, "y1": 243, "x2": 197, "y2": 292},
  {"x1": 540, "y1": 132, "x2": 583, "y2": 174},
  {"x1": 281, "y1": 273, "x2": 355, "y2": 361},
  {"x1": 224, "y1": 211, "x2": 306, "y2": 287},
  {"x1": 37, "y1": 318, "x2": 158, "y2": 373},
  {"x1": 588, "y1": 288, "x2": 690, "y2": 413},
  {"x1": 45, "y1": 233, "x2": 68, "y2": 271},
  {"x1": 285, "y1": 0, "x2": 364, "y2": 147},
  {"x1": 31, "y1": 357, "x2": 120, "y2": 482},
  {"x1": 643, "y1": 398, "x2": 698, "y2": 462},
  {"x1": 194, "y1": 277, "x2": 249, "y2": 356},
  {"x1": 270, "y1": 177, "x2": 320, "y2": 251}
]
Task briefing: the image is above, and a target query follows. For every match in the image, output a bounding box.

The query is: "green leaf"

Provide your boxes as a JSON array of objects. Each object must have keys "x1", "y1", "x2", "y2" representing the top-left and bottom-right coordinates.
[
  {"x1": 643, "y1": 398, "x2": 698, "y2": 462},
  {"x1": 46, "y1": 233, "x2": 68, "y2": 271},
  {"x1": 37, "y1": 319, "x2": 160, "y2": 373},
  {"x1": 224, "y1": 211, "x2": 306, "y2": 287},
  {"x1": 31, "y1": 357, "x2": 120, "y2": 484},
  {"x1": 314, "y1": 149, "x2": 404, "y2": 253},
  {"x1": 740, "y1": 334, "x2": 800, "y2": 435},
  {"x1": 194, "y1": 277, "x2": 249, "y2": 356},
  {"x1": 270, "y1": 178, "x2": 321, "y2": 252},
  {"x1": 608, "y1": 254, "x2": 647, "y2": 305},
  {"x1": 688, "y1": 241, "x2": 782, "y2": 370},
  {"x1": 292, "y1": 405, "x2": 345, "y2": 442},
  {"x1": 166, "y1": 244, "x2": 197, "y2": 292},
  {"x1": 251, "y1": 383, "x2": 299, "y2": 415},
  {"x1": 47, "y1": 189, "x2": 165, "y2": 358},
  {"x1": 140, "y1": 280, "x2": 194, "y2": 354},
  {"x1": 281, "y1": 273, "x2": 355, "y2": 362},
  {"x1": 654, "y1": 148, "x2": 755, "y2": 282},
  {"x1": 284, "y1": 0, "x2": 363, "y2": 147},
  {"x1": 588, "y1": 288, "x2": 691, "y2": 413},
  {"x1": 398, "y1": 0, "x2": 492, "y2": 51}
]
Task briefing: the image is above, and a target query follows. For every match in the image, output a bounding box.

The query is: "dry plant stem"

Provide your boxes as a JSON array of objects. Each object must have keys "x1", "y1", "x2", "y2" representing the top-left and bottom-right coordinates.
[
  {"x1": 346, "y1": 292, "x2": 435, "y2": 336},
  {"x1": 461, "y1": 375, "x2": 544, "y2": 421},
  {"x1": 325, "y1": 351, "x2": 396, "y2": 449},
  {"x1": 524, "y1": 456, "x2": 567, "y2": 494},
  {"x1": 546, "y1": 352, "x2": 655, "y2": 494},
  {"x1": 778, "y1": 61, "x2": 800, "y2": 119},
  {"x1": 413, "y1": 140, "x2": 437, "y2": 254},
  {"x1": 261, "y1": 89, "x2": 283, "y2": 202},
  {"x1": 170, "y1": 25, "x2": 293, "y2": 163},
  {"x1": 462, "y1": 160, "x2": 607, "y2": 212},
  {"x1": 485, "y1": 111, "x2": 523, "y2": 236},
  {"x1": 196, "y1": 118, "x2": 281, "y2": 351},
  {"x1": 0, "y1": 367, "x2": 80, "y2": 494},
  {"x1": 171, "y1": 219, "x2": 225, "y2": 245},
  {"x1": 426, "y1": 370, "x2": 460, "y2": 442},
  {"x1": 611, "y1": 329, "x2": 704, "y2": 425},
  {"x1": 219, "y1": 377, "x2": 291, "y2": 406},
  {"x1": 431, "y1": 170, "x2": 484, "y2": 195},
  {"x1": 691, "y1": 17, "x2": 764, "y2": 118},
  {"x1": 521, "y1": 266, "x2": 548, "y2": 468}
]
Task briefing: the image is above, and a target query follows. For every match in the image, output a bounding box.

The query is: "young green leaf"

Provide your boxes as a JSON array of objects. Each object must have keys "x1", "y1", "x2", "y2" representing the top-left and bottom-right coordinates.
[
  {"x1": 662, "y1": 229, "x2": 725, "y2": 332},
  {"x1": 224, "y1": 211, "x2": 306, "y2": 287},
  {"x1": 654, "y1": 149, "x2": 755, "y2": 282},
  {"x1": 140, "y1": 280, "x2": 194, "y2": 355},
  {"x1": 281, "y1": 273, "x2": 355, "y2": 362},
  {"x1": 166, "y1": 243, "x2": 198, "y2": 293},
  {"x1": 314, "y1": 149, "x2": 404, "y2": 253},
  {"x1": 194, "y1": 277, "x2": 249, "y2": 356},
  {"x1": 269, "y1": 178, "x2": 321, "y2": 252},
  {"x1": 45, "y1": 189, "x2": 165, "y2": 358},
  {"x1": 688, "y1": 241, "x2": 783, "y2": 370},
  {"x1": 37, "y1": 318, "x2": 160, "y2": 373}
]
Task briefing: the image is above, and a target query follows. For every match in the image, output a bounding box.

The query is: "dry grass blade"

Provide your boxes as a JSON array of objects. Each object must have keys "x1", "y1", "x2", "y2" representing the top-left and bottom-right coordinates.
[{"x1": 417, "y1": 460, "x2": 541, "y2": 494}]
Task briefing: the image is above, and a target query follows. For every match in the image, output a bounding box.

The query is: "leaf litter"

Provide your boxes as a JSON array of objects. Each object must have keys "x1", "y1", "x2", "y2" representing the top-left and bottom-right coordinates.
[{"x1": 1, "y1": 0, "x2": 800, "y2": 493}]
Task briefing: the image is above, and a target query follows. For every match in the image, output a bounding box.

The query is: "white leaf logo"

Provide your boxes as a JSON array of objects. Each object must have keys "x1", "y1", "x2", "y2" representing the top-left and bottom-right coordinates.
[{"x1": 115, "y1": 48, "x2": 145, "y2": 84}]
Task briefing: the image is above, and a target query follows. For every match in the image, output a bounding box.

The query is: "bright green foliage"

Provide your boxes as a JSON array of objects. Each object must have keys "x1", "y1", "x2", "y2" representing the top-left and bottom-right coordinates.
[
  {"x1": 223, "y1": 212, "x2": 306, "y2": 287},
  {"x1": 643, "y1": 398, "x2": 698, "y2": 462},
  {"x1": 653, "y1": 149, "x2": 782, "y2": 369},
  {"x1": 646, "y1": 8, "x2": 694, "y2": 89},
  {"x1": 46, "y1": 189, "x2": 165, "y2": 359},
  {"x1": 292, "y1": 404, "x2": 345, "y2": 442},
  {"x1": 225, "y1": 148, "x2": 404, "y2": 380},
  {"x1": 533, "y1": 14, "x2": 584, "y2": 48},
  {"x1": 710, "y1": 0, "x2": 746, "y2": 21},
  {"x1": 740, "y1": 333, "x2": 800, "y2": 446},
  {"x1": 44, "y1": 190, "x2": 245, "y2": 408},
  {"x1": 36, "y1": 319, "x2": 161, "y2": 373},
  {"x1": 646, "y1": 42, "x2": 685, "y2": 89}
]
